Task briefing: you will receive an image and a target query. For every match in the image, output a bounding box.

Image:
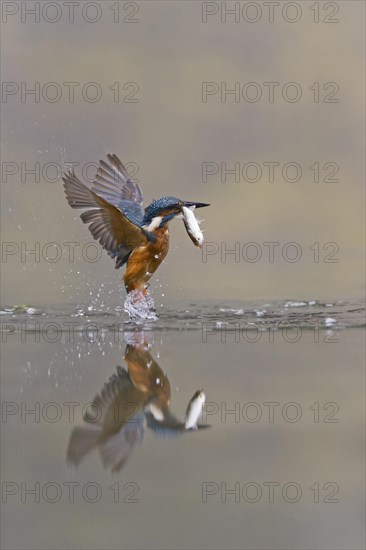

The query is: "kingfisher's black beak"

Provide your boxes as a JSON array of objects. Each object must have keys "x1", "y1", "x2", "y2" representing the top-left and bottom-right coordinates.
[{"x1": 183, "y1": 201, "x2": 210, "y2": 209}]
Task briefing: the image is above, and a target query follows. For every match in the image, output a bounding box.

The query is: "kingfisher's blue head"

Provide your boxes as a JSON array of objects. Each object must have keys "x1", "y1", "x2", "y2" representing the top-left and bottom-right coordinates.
[{"x1": 143, "y1": 196, "x2": 209, "y2": 230}]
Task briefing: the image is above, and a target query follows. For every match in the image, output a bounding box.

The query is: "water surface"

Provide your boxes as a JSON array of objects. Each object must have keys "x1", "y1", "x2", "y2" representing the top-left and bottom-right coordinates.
[{"x1": 1, "y1": 300, "x2": 365, "y2": 549}]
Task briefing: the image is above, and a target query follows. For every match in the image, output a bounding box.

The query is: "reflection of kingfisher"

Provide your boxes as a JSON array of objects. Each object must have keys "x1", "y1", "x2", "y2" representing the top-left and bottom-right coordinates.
[
  {"x1": 63, "y1": 154, "x2": 209, "y2": 295},
  {"x1": 67, "y1": 341, "x2": 209, "y2": 473}
]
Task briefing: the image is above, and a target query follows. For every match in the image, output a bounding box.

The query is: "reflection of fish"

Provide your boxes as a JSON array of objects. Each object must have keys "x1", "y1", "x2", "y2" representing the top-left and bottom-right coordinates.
[
  {"x1": 182, "y1": 206, "x2": 204, "y2": 248},
  {"x1": 185, "y1": 390, "x2": 206, "y2": 429},
  {"x1": 146, "y1": 389, "x2": 209, "y2": 437}
]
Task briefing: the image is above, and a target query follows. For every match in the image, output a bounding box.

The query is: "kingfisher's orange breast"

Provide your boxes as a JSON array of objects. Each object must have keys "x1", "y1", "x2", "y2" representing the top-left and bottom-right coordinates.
[{"x1": 123, "y1": 227, "x2": 170, "y2": 293}]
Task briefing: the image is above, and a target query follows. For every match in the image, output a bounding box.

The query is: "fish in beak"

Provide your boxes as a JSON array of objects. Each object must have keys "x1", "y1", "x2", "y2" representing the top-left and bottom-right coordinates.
[{"x1": 181, "y1": 203, "x2": 209, "y2": 248}]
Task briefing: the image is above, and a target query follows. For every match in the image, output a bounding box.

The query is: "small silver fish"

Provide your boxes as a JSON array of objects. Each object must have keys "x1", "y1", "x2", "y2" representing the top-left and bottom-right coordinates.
[
  {"x1": 185, "y1": 389, "x2": 206, "y2": 430},
  {"x1": 182, "y1": 205, "x2": 204, "y2": 248}
]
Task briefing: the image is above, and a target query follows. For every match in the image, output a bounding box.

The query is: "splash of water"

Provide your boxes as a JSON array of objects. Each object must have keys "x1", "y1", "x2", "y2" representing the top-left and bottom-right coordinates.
[{"x1": 123, "y1": 289, "x2": 158, "y2": 321}]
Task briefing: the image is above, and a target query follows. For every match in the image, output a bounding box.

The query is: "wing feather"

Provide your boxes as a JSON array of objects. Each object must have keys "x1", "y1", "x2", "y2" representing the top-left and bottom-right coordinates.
[
  {"x1": 63, "y1": 170, "x2": 152, "y2": 260},
  {"x1": 92, "y1": 154, "x2": 144, "y2": 209}
]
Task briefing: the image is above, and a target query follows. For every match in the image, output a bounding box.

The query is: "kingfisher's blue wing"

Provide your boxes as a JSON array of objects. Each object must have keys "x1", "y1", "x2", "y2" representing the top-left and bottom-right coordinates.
[
  {"x1": 63, "y1": 170, "x2": 154, "y2": 269},
  {"x1": 92, "y1": 154, "x2": 144, "y2": 226}
]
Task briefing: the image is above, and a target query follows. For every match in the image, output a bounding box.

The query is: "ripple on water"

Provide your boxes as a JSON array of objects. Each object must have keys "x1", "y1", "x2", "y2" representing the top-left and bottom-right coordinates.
[{"x1": 0, "y1": 299, "x2": 365, "y2": 332}]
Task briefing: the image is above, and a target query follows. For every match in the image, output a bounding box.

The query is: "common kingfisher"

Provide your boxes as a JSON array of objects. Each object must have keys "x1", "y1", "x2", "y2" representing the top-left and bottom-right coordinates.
[{"x1": 62, "y1": 154, "x2": 209, "y2": 295}]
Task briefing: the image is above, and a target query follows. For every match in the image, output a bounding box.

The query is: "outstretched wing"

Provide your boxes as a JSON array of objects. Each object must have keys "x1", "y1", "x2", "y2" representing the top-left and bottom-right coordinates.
[
  {"x1": 63, "y1": 170, "x2": 153, "y2": 268},
  {"x1": 92, "y1": 154, "x2": 144, "y2": 226},
  {"x1": 67, "y1": 366, "x2": 145, "y2": 472},
  {"x1": 83, "y1": 366, "x2": 133, "y2": 427}
]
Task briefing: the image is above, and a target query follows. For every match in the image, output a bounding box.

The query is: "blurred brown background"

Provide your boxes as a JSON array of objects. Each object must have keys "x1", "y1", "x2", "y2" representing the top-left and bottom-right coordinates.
[{"x1": 1, "y1": 0, "x2": 365, "y2": 306}]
